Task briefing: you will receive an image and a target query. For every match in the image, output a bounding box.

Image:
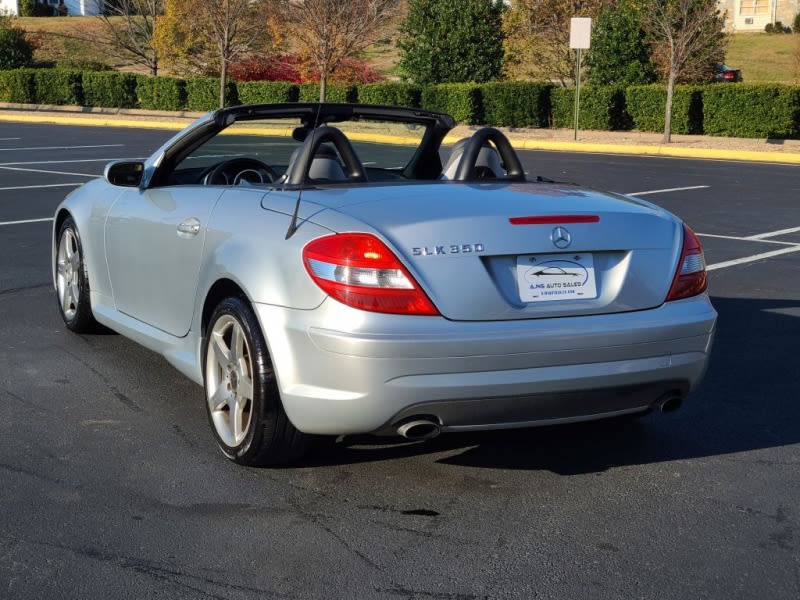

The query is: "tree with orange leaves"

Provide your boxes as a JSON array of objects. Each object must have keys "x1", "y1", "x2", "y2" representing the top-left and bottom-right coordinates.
[
  {"x1": 155, "y1": 0, "x2": 276, "y2": 107},
  {"x1": 275, "y1": 0, "x2": 396, "y2": 102}
]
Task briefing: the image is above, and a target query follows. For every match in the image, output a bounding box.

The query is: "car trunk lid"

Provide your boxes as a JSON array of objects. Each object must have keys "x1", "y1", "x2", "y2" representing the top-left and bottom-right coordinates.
[{"x1": 289, "y1": 182, "x2": 682, "y2": 321}]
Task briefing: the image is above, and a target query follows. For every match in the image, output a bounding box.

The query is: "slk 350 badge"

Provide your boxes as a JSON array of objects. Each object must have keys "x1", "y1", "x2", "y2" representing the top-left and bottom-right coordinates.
[{"x1": 412, "y1": 243, "x2": 485, "y2": 256}]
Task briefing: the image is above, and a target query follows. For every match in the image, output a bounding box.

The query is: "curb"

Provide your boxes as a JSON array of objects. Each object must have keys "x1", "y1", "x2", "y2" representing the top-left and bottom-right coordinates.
[
  {"x1": 0, "y1": 103, "x2": 202, "y2": 131},
  {"x1": 508, "y1": 139, "x2": 800, "y2": 165},
  {"x1": 3, "y1": 104, "x2": 800, "y2": 165}
]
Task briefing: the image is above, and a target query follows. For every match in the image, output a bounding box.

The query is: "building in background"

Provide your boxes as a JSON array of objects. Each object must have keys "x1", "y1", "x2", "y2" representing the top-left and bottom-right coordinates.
[
  {"x1": 0, "y1": 0, "x2": 102, "y2": 16},
  {"x1": 719, "y1": 0, "x2": 799, "y2": 31}
]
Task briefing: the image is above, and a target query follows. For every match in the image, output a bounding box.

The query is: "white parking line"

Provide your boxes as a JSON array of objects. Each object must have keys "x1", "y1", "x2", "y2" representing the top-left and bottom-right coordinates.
[
  {"x1": 0, "y1": 183, "x2": 82, "y2": 191},
  {"x1": 698, "y1": 227, "x2": 800, "y2": 270},
  {"x1": 707, "y1": 245, "x2": 800, "y2": 271},
  {"x1": 745, "y1": 226, "x2": 800, "y2": 240},
  {"x1": 0, "y1": 217, "x2": 53, "y2": 227},
  {"x1": 626, "y1": 185, "x2": 710, "y2": 196},
  {"x1": 0, "y1": 144, "x2": 124, "y2": 152},
  {"x1": 0, "y1": 138, "x2": 21, "y2": 141},
  {"x1": 0, "y1": 166, "x2": 97, "y2": 177},
  {"x1": 699, "y1": 233, "x2": 798, "y2": 246}
]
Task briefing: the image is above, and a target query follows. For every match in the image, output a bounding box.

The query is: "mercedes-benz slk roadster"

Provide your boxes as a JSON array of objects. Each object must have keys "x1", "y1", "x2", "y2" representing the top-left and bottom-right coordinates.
[{"x1": 53, "y1": 104, "x2": 716, "y2": 465}]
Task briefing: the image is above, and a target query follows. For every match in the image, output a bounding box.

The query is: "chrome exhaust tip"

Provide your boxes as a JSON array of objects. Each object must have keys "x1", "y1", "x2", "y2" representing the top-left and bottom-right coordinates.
[
  {"x1": 397, "y1": 419, "x2": 441, "y2": 440},
  {"x1": 656, "y1": 393, "x2": 684, "y2": 413}
]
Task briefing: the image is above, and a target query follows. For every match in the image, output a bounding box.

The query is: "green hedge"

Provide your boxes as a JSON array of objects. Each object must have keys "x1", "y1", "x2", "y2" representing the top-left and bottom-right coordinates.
[
  {"x1": 421, "y1": 83, "x2": 482, "y2": 124},
  {"x1": 3, "y1": 68, "x2": 800, "y2": 139},
  {"x1": 0, "y1": 69, "x2": 36, "y2": 103},
  {"x1": 551, "y1": 86, "x2": 631, "y2": 130},
  {"x1": 186, "y1": 77, "x2": 238, "y2": 111},
  {"x1": 236, "y1": 81, "x2": 299, "y2": 104},
  {"x1": 33, "y1": 69, "x2": 83, "y2": 105},
  {"x1": 82, "y1": 72, "x2": 138, "y2": 108},
  {"x1": 298, "y1": 83, "x2": 357, "y2": 103},
  {"x1": 626, "y1": 84, "x2": 703, "y2": 135},
  {"x1": 702, "y1": 84, "x2": 800, "y2": 138},
  {"x1": 357, "y1": 82, "x2": 421, "y2": 108},
  {"x1": 136, "y1": 75, "x2": 187, "y2": 111},
  {"x1": 479, "y1": 82, "x2": 552, "y2": 128}
]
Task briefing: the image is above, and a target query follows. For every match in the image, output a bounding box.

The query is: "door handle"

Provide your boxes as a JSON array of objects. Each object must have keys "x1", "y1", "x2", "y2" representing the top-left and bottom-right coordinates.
[{"x1": 177, "y1": 218, "x2": 201, "y2": 238}]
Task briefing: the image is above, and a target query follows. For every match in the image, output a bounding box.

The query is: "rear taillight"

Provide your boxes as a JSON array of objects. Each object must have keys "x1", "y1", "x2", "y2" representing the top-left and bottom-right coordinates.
[
  {"x1": 666, "y1": 224, "x2": 708, "y2": 302},
  {"x1": 303, "y1": 233, "x2": 439, "y2": 315}
]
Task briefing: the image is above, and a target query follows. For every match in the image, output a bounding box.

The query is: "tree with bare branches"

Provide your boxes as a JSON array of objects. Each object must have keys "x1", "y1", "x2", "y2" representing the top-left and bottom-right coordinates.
[
  {"x1": 155, "y1": 0, "x2": 275, "y2": 107},
  {"x1": 276, "y1": 0, "x2": 396, "y2": 102},
  {"x1": 98, "y1": 0, "x2": 162, "y2": 76},
  {"x1": 643, "y1": 0, "x2": 726, "y2": 142},
  {"x1": 503, "y1": 0, "x2": 604, "y2": 86}
]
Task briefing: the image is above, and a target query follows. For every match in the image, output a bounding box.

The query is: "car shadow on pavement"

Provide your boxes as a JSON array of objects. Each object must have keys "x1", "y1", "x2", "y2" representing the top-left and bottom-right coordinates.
[{"x1": 299, "y1": 295, "x2": 800, "y2": 473}]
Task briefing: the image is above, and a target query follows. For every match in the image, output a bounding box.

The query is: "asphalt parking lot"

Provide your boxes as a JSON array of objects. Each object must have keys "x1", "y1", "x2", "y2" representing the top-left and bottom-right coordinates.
[{"x1": 1, "y1": 121, "x2": 799, "y2": 599}]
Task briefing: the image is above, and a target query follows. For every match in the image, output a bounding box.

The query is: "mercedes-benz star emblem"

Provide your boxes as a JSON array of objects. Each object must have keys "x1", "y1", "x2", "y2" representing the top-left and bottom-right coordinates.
[{"x1": 551, "y1": 226, "x2": 572, "y2": 249}]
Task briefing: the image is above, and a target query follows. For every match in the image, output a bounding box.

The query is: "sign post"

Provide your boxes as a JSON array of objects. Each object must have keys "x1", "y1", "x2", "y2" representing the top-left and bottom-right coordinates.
[{"x1": 569, "y1": 18, "x2": 592, "y2": 141}]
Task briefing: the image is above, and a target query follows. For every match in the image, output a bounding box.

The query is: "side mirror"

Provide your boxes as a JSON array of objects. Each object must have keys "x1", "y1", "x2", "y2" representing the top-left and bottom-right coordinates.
[{"x1": 104, "y1": 161, "x2": 144, "y2": 187}]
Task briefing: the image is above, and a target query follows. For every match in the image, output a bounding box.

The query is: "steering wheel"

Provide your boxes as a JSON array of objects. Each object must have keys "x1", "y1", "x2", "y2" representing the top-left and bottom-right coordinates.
[
  {"x1": 202, "y1": 158, "x2": 278, "y2": 186},
  {"x1": 452, "y1": 128, "x2": 526, "y2": 182}
]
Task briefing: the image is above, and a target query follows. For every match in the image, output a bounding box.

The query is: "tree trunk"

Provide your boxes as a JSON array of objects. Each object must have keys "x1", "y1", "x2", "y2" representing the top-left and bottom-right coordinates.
[
  {"x1": 219, "y1": 59, "x2": 228, "y2": 109},
  {"x1": 319, "y1": 69, "x2": 327, "y2": 103},
  {"x1": 150, "y1": 57, "x2": 158, "y2": 78},
  {"x1": 663, "y1": 69, "x2": 676, "y2": 144}
]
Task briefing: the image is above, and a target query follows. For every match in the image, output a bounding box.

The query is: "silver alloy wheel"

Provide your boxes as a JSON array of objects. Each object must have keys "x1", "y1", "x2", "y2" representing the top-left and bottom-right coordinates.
[
  {"x1": 205, "y1": 314, "x2": 255, "y2": 447},
  {"x1": 56, "y1": 228, "x2": 81, "y2": 321}
]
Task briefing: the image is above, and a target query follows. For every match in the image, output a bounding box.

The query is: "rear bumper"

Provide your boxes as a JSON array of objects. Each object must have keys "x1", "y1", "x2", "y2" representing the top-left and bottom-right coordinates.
[{"x1": 254, "y1": 294, "x2": 716, "y2": 435}]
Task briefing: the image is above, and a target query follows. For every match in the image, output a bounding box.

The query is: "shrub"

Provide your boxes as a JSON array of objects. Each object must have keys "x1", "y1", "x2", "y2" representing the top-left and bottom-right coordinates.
[
  {"x1": 30, "y1": 2, "x2": 55, "y2": 16},
  {"x1": 327, "y1": 58, "x2": 384, "y2": 84},
  {"x1": 18, "y1": 0, "x2": 36, "y2": 17},
  {"x1": 585, "y1": 0, "x2": 656, "y2": 87},
  {"x1": 356, "y1": 82, "x2": 421, "y2": 107},
  {"x1": 0, "y1": 69, "x2": 36, "y2": 103},
  {"x1": 551, "y1": 86, "x2": 631, "y2": 130},
  {"x1": 186, "y1": 78, "x2": 238, "y2": 111},
  {"x1": 136, "y1": 76, "x2": 187, "y2": 111},
  {"x1": 236, "y1": 81, "x2": 299, "y2": 104},
  {"x1": 626, "y1": 84, "x2": 703, "y2": 134},
  {"x1": 794, "y1": 12, "x2": 800, "y2": 32},
  {"x1": 82, "y1": 72, "x2": 138, "y2": 108},
  {"x1": 0, "y1": 18, "x2": 35, "y2": 70},
  {"x1": 229, "y1": 55, "x2": 302, "y2": 83},
  {"x1": 765, "y1": 21, "x2": 792, "y2": 33},
  {"x1": 702, "y1": 84, "x2": 800, "y2": 138},
  {"x1": 421, "y1": 83, "x2": 482, "y2": 124},
  {"x1": 33, "y1": 69, "x2": 83, "y2": 105},
  {"x1": 480, "y1": 81, "x2": 552, "y2": 128},
  {"x1": 298, "y1": 83, "x2": 357, "y2": 103},
  {"x1": 399, "y1": 0, "x2": 504, "y2": 84},
  {"x1": 230, "y1": 54, "x2": 382, "y2": 86}
]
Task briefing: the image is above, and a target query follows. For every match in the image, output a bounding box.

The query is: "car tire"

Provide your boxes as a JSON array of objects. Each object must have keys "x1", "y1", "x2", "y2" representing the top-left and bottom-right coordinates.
[
  {"x1": 55, "y1": 217, "x2": 100, "y2": 333},
  {"x1": 203, "y1": 296, "x2": 311, "y2": 466}
]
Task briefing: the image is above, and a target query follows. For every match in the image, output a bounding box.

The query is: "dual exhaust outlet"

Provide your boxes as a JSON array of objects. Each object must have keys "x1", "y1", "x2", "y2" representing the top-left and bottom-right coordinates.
[{"x1": 394, "y1": 392, "x2": 684, "y2": 440}]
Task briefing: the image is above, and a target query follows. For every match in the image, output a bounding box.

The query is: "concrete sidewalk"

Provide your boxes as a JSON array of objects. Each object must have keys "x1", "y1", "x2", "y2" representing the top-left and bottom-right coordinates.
[{"x1": 3, "y1": 102, "x2": 800, "y2": 165}]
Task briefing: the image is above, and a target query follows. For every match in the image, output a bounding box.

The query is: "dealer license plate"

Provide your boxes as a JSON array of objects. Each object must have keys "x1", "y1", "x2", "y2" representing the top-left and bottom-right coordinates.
[{"x1": 516, "y1": 253, "x2": 597, "y2": 302}]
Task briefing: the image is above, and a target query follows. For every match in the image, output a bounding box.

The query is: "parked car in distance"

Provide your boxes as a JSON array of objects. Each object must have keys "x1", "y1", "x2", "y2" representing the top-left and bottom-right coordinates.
[
  {"x1": 52, "y1": 103, "x2": 717, "y2": 466},
  {"x1": 713, "y1": 64, "x2": 743, "y2": 82}
]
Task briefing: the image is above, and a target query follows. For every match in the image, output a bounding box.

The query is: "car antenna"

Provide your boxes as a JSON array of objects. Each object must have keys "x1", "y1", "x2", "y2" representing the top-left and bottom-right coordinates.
[{"x1": 285, "y1": 103, "x2": 324, "y2": 240}]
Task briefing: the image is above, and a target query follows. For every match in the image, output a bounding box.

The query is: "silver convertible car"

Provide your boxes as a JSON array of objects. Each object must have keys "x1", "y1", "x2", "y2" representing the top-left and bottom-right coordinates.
[{"x1": 52, "y1": 104, "x2": 717, "y2": 465}]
